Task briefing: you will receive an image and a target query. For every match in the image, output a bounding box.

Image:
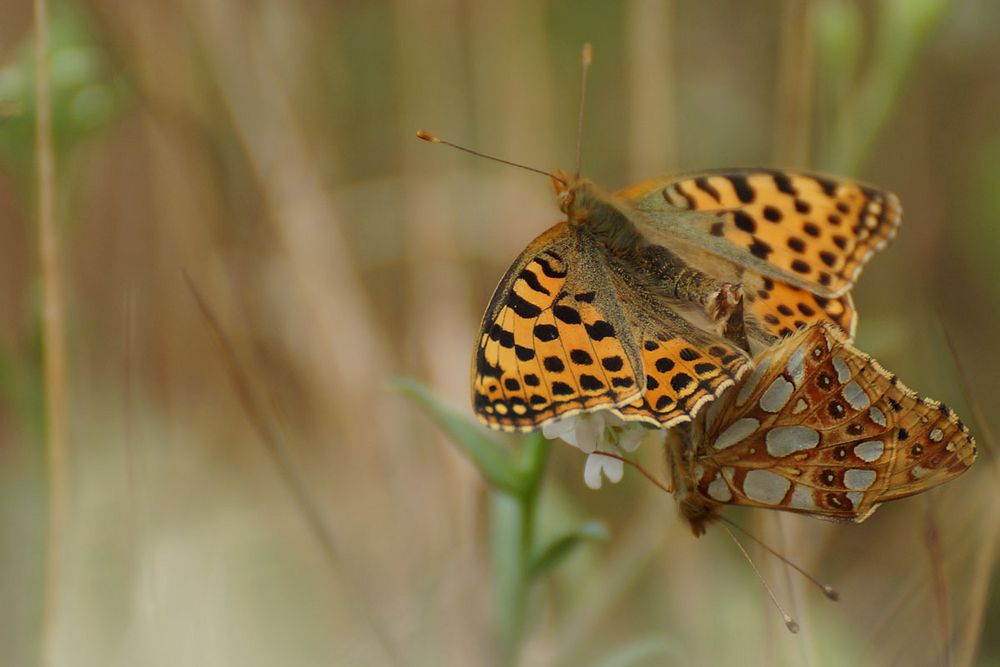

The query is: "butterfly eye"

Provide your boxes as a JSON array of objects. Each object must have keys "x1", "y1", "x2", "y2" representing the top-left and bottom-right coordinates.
[{"x1": 558, "y1": 190, "x2": 574, "y2": 211}]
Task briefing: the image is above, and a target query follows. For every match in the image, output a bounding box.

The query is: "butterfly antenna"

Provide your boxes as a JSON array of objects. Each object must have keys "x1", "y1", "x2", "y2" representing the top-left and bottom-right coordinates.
[
  {"x1": 574, "y1": 43, "x2": 593, "y2": 179},
  {"x1": 719, "y1": 516, "x2": 839, "y2": 601},
  {"x1": 591, "y1": 451, "x2": 673, "y2": 493},
  {"x1": 721, "y1": 524, "x2": 800, "y2": 633},
  {"x1": 415, "y1": 130, "x2": 567, "y2": 186}
]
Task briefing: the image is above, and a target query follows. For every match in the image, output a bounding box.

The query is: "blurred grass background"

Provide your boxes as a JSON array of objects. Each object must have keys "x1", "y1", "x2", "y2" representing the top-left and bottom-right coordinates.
[{"x1": 2, "y1": 0, "x2": 1000, "y2": 665}]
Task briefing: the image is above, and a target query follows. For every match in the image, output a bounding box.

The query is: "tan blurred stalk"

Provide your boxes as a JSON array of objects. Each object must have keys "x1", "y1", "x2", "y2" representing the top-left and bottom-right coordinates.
[
  {"x1": 393, "y1": 0, "x2": 487, "y2": 661},
  {"x1": 625, "y1": 0, "x2": 676, "y2": 180},
  {"x1": 33, "y1": 0, "x2": 70, "y2": 664},
  {"x1": 773, "y1": 0, "x2": 815, "y2": 167},
  {"x1": 181, "y1": 1, "x2": 406, "y2": 662}
]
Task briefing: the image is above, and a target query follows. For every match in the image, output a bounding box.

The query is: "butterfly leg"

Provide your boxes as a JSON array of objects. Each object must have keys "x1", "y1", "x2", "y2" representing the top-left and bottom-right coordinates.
[
  {"x1": 707, "y1": 283, "x2": 751, "y2": 353},
  {"x1": 638, "y1": 245, "x2": 753, "y2": 348}
]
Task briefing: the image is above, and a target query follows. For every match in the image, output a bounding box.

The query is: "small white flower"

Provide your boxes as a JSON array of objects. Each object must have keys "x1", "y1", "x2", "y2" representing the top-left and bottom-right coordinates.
[
  {"x1": 584, "y1": 446, "x2": 623, "y2": 489},
  {"x1": 541, "y1": 418, "x2": 578, "y2": 446},
  {"x1": 542, "y1": 410, "x2": 653, "y2": 488}
]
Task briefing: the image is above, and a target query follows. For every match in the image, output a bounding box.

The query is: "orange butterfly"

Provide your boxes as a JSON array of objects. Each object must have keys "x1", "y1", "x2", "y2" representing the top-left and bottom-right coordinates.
[{"x1": 468, "y1": 164, "x2": 898, "y2": 433}]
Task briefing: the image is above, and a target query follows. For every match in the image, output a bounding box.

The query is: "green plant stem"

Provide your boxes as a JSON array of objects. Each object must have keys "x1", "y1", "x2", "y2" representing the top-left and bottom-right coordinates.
[{"x1": 492, "y1": 433, "x2": 549, "y2": 667}]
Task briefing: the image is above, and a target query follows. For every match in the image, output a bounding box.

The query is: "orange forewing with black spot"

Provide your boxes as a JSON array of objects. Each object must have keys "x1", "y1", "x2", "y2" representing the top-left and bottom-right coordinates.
[
  {"x1": 744, "y1": 275, "x2": 857, "y2": 341},
  {"x1": 472, "y1": 224, "x2": 752, "y2": 431},
  {"x1": 620, "y1": 169, "x2": 901, "y2": 301}
]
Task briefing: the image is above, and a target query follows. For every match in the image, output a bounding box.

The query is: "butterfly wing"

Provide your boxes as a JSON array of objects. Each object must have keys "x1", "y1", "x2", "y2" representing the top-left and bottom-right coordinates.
[
  {"x1": 472, "y1": 223, "x2": 752, "y2": 431},
  {"x1": 686, "y1": 323, "x2": 975, "y2": 522},
  {"x1": 746, "y1": 278, "x2": 857, "y2": 343},
  {"x1": 618, "y1": 169, "x2": 901, "y2": 300},
  {"x1": 613, "y1": 302, "x2": 753, "y2": 429}
]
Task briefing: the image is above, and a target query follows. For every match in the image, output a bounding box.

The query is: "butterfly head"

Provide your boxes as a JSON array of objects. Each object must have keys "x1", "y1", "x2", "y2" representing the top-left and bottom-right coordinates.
[{"x1": 551, "y1": 169, "x2": 603, "y2": 225}]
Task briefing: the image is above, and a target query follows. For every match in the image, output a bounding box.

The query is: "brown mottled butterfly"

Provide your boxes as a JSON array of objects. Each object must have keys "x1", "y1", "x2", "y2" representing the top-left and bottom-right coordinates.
[{"x1": 666, "y1": 322, "x2": 976, "y2": 535}]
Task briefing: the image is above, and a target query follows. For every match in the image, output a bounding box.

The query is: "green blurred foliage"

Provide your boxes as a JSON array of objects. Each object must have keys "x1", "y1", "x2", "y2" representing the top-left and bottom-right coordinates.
[{"x1": 0, "y1": 3, "x2": 124, "y2": 170}]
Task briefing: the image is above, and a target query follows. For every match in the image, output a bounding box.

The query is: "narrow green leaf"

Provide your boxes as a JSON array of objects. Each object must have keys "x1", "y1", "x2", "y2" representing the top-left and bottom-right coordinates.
[
  {"x1": 392, "y1": 377, "x2": 527, "y2": 496},
  {"x1": 528, "y1": 521, "x2": 609, "y2": 580}
]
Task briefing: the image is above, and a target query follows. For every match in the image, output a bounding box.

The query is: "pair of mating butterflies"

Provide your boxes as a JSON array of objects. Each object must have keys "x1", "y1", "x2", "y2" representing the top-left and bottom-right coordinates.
[{"x1": 471, "y1": 167, "x2": 976, "y2": 533}]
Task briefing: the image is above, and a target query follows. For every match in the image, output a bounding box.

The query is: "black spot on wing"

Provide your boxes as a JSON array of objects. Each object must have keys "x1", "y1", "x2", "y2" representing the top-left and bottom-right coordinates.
[
  {"x1": 476, "y1": 347, "x2": 502, "y2": 378},
  {"x1": 727, "y1": 175, "x2": 755, "y2": 203},
  {"x1": 515, "y1": 345, "x2": 535, "y2": 361},
  {"x1": 814, "y1": 176, "x2": 839, "y2": 197},
  {"x1": 733, "y1": 211, "x2": 756, "y2": 233},
  {"x1": 694, "y1": 176, "x2": 721, "y2": 202},
  {"x1": 551, "y1": 382, "x2": 574, "y2": 396},
  {"x1": 670, "y1": 373, "x2": 693, "y2": 392},
  {"x1": 771, "y1": 171, "x2": 797, "y2": 196},
  {"x1": 585, "y1": 320, "x2": 615, "y2": 341},
  {"x1": 532, "y1": 256, "x2": 566, "y2": 279},
  {"x1": 749, "y1": 238, "x2": 773, "y2": 259},
  {"x1": 507, "y1": 293, "x2": 542, "y2": 319},
  {"x1": 533, "y1": 324, "x2": 559, "y2": 342},
  {"x1": 543, "y1": 356, "x2": 565, "y2": 372},
  {"x1": 517, "y1": 268, "x2": 550, "y2": 295},
  {"x1": 553, "y1": 304, "x2": 582, "y2": 324},
  {"x1": 655, "y1": 396, "x2": 674, "y2": 411},
  {"x1": 602, "y1": 356, "x2": 624, "y2": 371}
]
